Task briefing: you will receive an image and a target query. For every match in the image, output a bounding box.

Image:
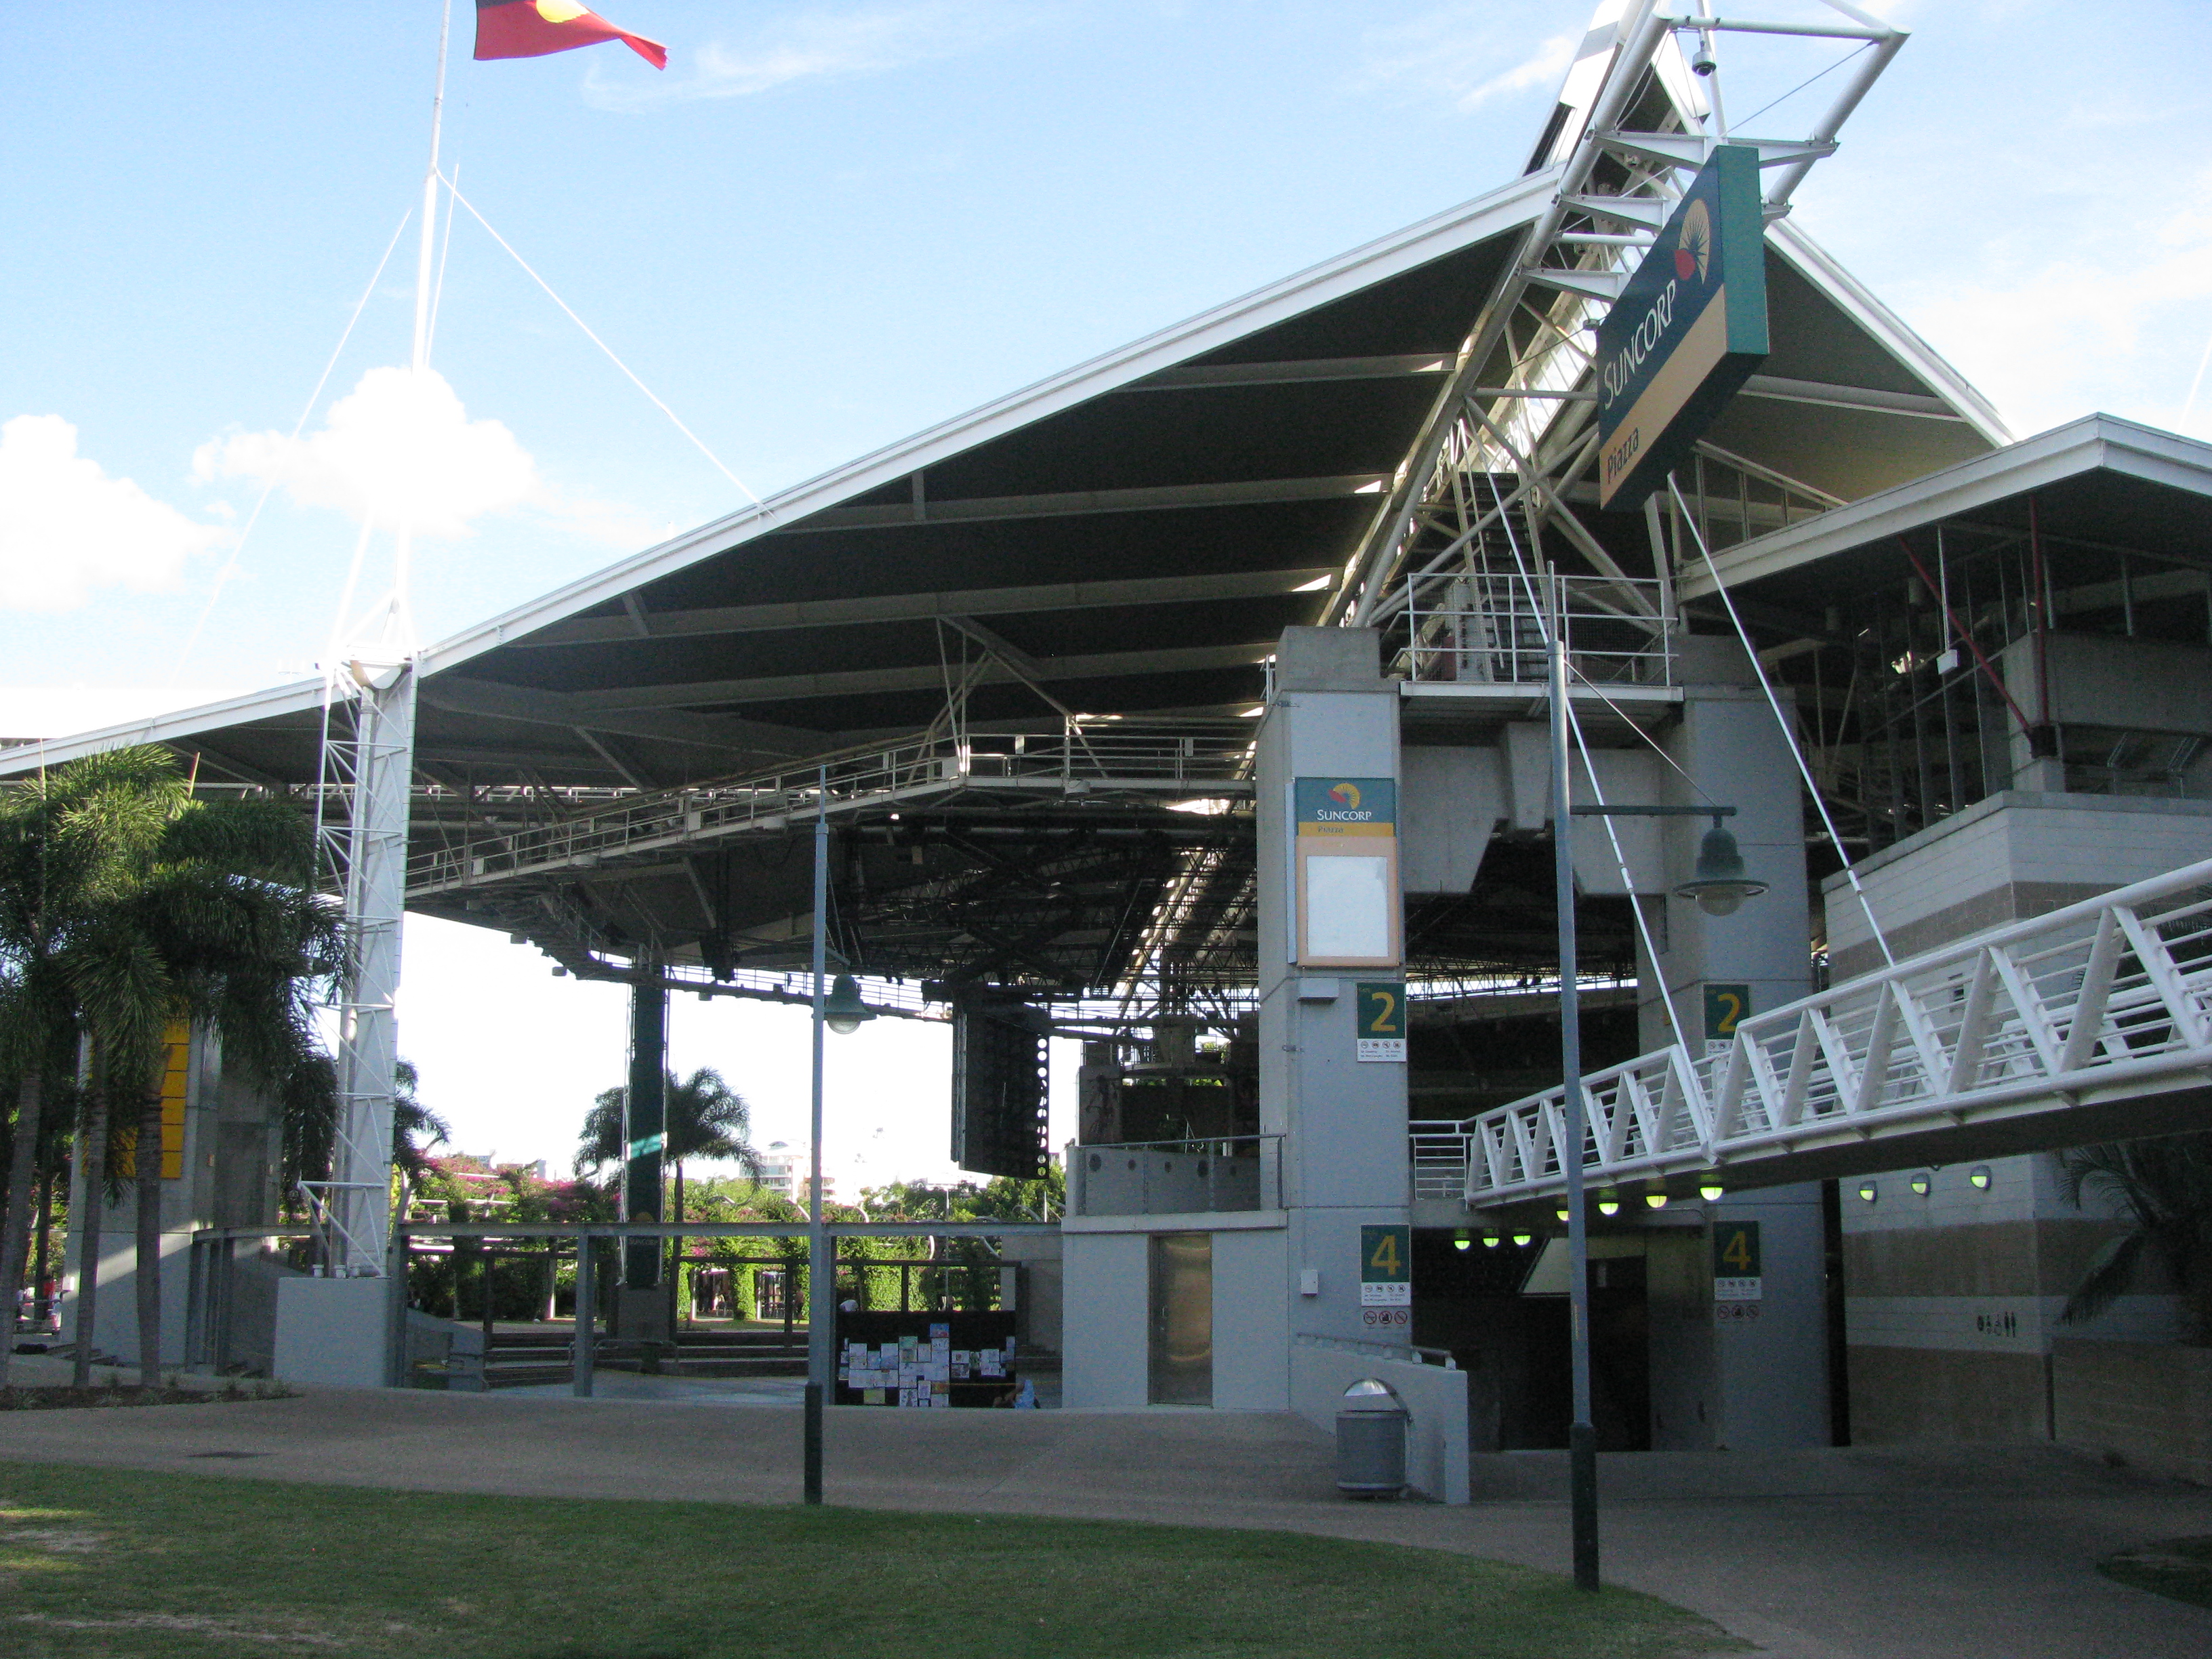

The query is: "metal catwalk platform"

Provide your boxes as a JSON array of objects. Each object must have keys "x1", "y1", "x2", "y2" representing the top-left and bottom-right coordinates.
[{"x1": 1412, "y1": 856, "x2": 2212, "y2": 1211}]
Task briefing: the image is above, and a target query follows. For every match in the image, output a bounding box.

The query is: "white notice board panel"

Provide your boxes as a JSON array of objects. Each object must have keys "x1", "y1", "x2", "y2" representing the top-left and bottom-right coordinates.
[{"x1": 1303, "y1": 853, "x2": 1392, "y2": 960}]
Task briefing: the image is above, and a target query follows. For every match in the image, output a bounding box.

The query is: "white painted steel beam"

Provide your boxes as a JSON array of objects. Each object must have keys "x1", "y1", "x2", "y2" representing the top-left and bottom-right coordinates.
[
  {"x1": 1414, "y1": 857, "x2": 2212, "y2": 1208},
  {"x1": 510, "y1": 567, "x2": 1337, "y2": 651}
]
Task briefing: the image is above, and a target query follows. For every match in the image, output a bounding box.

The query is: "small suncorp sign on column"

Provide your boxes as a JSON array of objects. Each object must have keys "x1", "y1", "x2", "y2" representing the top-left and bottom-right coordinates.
[{"x1": 1595, "y1": 143, "x2": 1770, "y2": 510}]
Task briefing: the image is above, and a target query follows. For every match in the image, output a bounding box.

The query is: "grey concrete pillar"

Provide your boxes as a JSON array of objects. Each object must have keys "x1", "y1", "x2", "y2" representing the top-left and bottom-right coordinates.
[
  {"x1": 1634, "y1": 637, "x2": 1830, "y2": 1448},
  {"x1": 1256, "y1": 628, "x2": 1410, "y2": 1353}
]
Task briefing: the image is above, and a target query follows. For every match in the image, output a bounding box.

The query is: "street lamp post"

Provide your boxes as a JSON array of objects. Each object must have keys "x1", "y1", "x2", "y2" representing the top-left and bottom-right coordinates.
[
  {"x1": 804, "y1": 768, "x2": 876, "y2": 1506},
  {"x1": 806, "y1": 769, "x2": 832, "y2": 1503},
  {"x1": 1544, "y1": 585, "x2": 1601, "y2": 1593},
  {"x1": 1545, "y1": 577, "x2": 1766, "y2": 1593}
]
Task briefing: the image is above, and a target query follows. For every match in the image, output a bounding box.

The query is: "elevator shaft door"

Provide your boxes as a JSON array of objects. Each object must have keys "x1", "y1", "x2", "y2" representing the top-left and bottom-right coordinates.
[{"x1": 1147, "y1": 1232, "x2": 1212, "y2": 1406}]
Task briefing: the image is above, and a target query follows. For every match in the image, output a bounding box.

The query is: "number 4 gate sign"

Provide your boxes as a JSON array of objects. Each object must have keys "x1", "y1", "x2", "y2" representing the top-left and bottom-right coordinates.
[
  {"x1": 1713, "y1": 1219, "x2": 1761, "y2": 1303},
  {"x1": 1359, "y1": 1223, "x2": 1411, "y2": 1332}
]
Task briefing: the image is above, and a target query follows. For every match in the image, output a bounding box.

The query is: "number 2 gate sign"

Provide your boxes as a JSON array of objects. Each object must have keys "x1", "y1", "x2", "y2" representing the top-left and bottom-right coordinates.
[{"x1": 1355, "y1": 982, "x2": 1406, "y2": 1062}]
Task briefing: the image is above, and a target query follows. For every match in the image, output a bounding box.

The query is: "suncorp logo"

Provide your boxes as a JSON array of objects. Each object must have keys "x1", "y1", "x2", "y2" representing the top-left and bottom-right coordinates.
[
  {"x1": 1311, "y1": 779, "x2": 1375, "y2": 822},
  {"x1": 1674, "y1": 199, "x2": 1711, "y2": 283}
]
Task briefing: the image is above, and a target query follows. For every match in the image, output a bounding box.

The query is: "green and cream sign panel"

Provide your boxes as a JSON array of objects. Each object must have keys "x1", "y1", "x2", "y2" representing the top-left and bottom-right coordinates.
[
  {"x1": 1293, "y1": 778, "x2": 1401, "y2": 968},
  {"x1": 1595, "y1": 143, "x2": 1769, "y2": 509}
]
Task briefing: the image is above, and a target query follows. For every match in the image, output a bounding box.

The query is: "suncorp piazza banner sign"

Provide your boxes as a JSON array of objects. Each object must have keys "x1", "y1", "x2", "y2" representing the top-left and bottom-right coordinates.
[{"x1": 1595, "y1": 144, "x2": 1769, "y2": 509}]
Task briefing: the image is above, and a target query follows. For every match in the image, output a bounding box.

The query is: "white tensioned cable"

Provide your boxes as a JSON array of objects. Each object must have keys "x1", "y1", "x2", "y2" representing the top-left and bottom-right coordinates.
[
  {"x1": 171, "y1": 203, "x2": 416, "y2": 680},
  {"x1": 1487, "y1": 475, "x2": 1692, "y2": 1054},
  {"x1": 1669, "y1": 474, "x2": 1896, "y2": 967},
  {"x1": 1563, "y1": 695, "x2": 1696, "y2": 1059},
  {"x1": 441, "y1": 175, "x2": 767, "y2": 510}
]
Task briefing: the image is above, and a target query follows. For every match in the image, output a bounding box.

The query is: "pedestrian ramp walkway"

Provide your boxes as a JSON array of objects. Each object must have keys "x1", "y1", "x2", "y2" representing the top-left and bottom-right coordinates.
[{"x1": 1412, "y1": 857, "x2": 2212, "y2": 1210}]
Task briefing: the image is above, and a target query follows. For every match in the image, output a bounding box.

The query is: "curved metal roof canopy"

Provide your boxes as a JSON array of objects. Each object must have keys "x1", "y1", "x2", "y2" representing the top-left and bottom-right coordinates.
[{"x1": 3, "y1": 103, "x2": 2015, "y2": 1006}]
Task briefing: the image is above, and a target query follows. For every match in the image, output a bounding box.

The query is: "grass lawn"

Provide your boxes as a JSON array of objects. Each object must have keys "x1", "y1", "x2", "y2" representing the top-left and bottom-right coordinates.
[{"x1": 0, "y1": 1462, "x2": 1742, "y2": 1658}]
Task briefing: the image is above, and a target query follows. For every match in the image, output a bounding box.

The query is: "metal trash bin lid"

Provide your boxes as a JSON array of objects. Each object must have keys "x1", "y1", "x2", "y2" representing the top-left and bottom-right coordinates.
[{"x1": 1338, "y1": 1376, "x2": 1408, "y2": 1415}]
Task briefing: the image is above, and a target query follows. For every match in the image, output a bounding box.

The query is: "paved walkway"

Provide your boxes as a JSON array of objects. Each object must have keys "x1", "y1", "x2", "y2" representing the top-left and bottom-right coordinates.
[{"x1": 3, "y1": 1389, "x2": 2209, "y2": 1658}]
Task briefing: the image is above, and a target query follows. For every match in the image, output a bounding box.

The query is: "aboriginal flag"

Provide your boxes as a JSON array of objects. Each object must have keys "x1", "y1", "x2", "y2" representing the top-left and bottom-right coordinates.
[{"x1": 474, "y1": 0, "x2": 668, "y2": 69}]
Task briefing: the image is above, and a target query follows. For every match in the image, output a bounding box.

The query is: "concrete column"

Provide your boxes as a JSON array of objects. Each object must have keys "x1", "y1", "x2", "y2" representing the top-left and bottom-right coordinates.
[
  {"x1": 1256, "y1": 628, "x2": 1410, "y2": 1357},
  {"x1": 1635, "y1": 637, "x2": 1829, "y2": 1447},
  {"x1": 623, "y1": 975, "x2": 667, "y2": 1291},
  {"x1": 1635, "y1": 637, "x2": 1813, "y2": 1061}
]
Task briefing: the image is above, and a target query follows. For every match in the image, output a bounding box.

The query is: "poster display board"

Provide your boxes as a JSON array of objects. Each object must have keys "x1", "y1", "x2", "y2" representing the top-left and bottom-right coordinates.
[
  {"x1": 834, "y1": 1309, "x2": 1020, "y2": 1408},
  {"x1": 1294, "y1": 777, "x2": 1401, "y2": 968}
]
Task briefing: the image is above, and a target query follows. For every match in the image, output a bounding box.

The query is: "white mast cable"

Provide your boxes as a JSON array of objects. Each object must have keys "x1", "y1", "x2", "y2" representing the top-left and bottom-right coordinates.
[
  {"x1": 1668, "y1": 474, "x2": 1896, "y2": 967},
  {"x1": 438, "y1": 176, "x2": 768, "y2": 510},
  {"x1": 169, "y1": 203, "x2": 415, "y2": 682},
  {"x1": 1488, "y1": 476, "x2": 1692, "y2": 1054},
  {"x1": 424, "y1": 161, "x2": 461, "y2": 363},
  {"x1": 1563, "y1": 695, "x2": 1697, "y2": 1061}
]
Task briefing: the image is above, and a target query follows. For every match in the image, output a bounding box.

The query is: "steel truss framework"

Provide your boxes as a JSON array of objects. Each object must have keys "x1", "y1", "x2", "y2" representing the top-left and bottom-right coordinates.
[
  {"x1": 1413, "y1": 857, "x2": 2212, "y2": 1211},
  {"x1": 1328, "y1": 0, "x2": 1908, "y2": 642}
]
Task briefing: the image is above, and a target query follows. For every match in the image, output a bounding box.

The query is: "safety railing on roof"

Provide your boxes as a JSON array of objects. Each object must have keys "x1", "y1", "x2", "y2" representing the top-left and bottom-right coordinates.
[
  {"x1": 1410, "y1": 857, "x2": 2212, "y2": 1206},
  {"x1": 1397, "y1": 570, "x2": 1672, "y2": 688},
  {"x1": 408, "y1": 716, "x2": 1256, "y2": 896}
]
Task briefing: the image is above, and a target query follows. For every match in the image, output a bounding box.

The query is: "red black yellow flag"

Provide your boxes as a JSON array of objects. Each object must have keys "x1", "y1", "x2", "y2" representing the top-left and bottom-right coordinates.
[{"x1": 474, "y1": 1, "x2": 668, "y2": 69}]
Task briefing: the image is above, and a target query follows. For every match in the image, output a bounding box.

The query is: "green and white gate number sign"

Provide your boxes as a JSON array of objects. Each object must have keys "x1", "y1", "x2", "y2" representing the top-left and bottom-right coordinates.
[
  {"x1": 1359, "y1": 1222, "x2": 1412, "y2": 1331},
  {"x1": 1713, "y1": 1218, "x2": 1761, "y2": 1303},
  {"x1": 1355, "y1": 981, "x2": 1406, "y2": 1063},
  {"x1": 1702, "y1": 982, "x2": 1749, "y2": 1058}
]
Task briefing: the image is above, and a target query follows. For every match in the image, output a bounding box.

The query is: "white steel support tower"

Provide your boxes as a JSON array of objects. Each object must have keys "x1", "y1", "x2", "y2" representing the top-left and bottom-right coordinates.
[{"x1": 304, "y1": 8, "x2": 450, "y2": 1277}]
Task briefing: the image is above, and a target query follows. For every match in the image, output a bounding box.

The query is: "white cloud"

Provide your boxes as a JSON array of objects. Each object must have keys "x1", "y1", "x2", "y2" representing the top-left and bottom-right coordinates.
[
  {"x1": 194, "y1": 366, "x2": 537, "y2": 539},
  {"x1": 1883, "y1": 179, "x2": 2212, "y2": 441},
  {"x1": 0, "y1": 415, "x2": 226, "y2": 611},
  {"x1": 1358, "y1": 5, "x2": 1576, "y2": 112},
  {"x1": 586, "y1": 1, "x2": 1012, "y2": 111}
]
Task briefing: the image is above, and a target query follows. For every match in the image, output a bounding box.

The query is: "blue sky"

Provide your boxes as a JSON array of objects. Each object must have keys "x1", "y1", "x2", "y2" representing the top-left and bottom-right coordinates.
[{"x1": 6, "y1": 0, "x2": 2209, "y2": 1178}]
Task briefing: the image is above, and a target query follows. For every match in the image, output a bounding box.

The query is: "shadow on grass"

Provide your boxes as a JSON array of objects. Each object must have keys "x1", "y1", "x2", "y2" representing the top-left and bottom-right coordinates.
[{"x1": 0, "y1": 1463, "x2": 1748, "y2": 1659}]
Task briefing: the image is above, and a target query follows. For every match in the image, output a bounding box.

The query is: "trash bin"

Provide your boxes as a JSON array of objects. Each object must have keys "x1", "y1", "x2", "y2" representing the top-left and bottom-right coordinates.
[{"x1": 1335, "y1": 1377, "x2": 1408, "y2": 1498}]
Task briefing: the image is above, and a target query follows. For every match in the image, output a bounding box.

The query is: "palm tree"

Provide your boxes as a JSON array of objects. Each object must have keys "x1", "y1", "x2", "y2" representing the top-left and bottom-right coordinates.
[
  {"x1": 2057, "y1": 1131, "x2": 2212, "y2": 1345},
  {"x1": 390, "y1": 1059, "x2": 452, "y2": 1208},
  {"x1": 0, "y1": 747, "x2": 340, "y2": 1388},
  {"x1": 576, "y1": 1067, "x2": 760, "y2": 1224}
]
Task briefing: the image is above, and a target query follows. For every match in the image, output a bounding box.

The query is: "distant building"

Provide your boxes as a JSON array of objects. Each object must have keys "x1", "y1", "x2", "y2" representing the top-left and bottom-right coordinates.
[{"x1": 756, "y1": 1145, "x2": 835, "y2": 1204}]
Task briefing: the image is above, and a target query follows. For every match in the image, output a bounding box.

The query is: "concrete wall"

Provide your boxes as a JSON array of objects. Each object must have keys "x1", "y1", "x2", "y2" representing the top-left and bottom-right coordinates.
[
  {"x1": 1824, "y1": 792, "x2": 2212, "y2": 980},
  {"x1": 60, "y1": 1024, "x2": 288, "y2": 1368},
  {"x1": 1212, "y1": 1228, "x2": 1289, "y2": 1410},
  {"x1": 272, "y1": 1277, "x2": 387, "y2": 1389},
  {"x1": 1712, "y1": 1185, "x2": 1832, "y2": 1450},
  {"x1": 1290, "y1": 1343, "x2": 1470, "y2": 1504},
  {"x1": 1060, "y1": 1231, "x2": 1149, "y2": 1408},
  {"x1": 2052, "y1": 1338, "x2": 2212, "y2": 1486},
  {"x1": 1841, "y1": 1153, "x2": 2177, "y2": 1443}
]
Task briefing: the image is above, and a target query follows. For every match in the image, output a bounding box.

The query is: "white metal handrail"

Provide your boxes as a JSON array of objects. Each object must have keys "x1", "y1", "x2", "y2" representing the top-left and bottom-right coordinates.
[
  {"x1": 1401, "y1": 571, "x2": 1672, "y2": 689},
  {"x1": 1416, "y1": 857, "x2": 2212, "y2": 1206},
  {"x1": 408, "y1": 716, "x2": 1255, "y2": 897}
]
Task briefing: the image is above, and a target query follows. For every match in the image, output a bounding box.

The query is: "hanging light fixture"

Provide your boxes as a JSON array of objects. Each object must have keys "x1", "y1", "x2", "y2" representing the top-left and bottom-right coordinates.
[
  {"x1": 1481, "y1": 1232, "x2": 1502, "y2": 1249},
  {"x1": 1511, "y1": 1231, "x2": 1534, "y2": 1248},
  {"x1": 823, "y1": 973, "x2": 876, "y2": 1036},
  {"x1": 1453, "y1": 1229, "x2": 1472, "y2": 1252},
  {"x1": 1645, "y1": 1188, "x2": 1669, "y2": 1210},
  {"x1": 1597, "y1": 1189, "x2": 1622, "y2": 1217},
  {"x1": 1675, "y1": 816, "x2": 1770, "y2": 917},
  {"x1": 1698, "y1": 1177, "x2": 1724, "y2": 1202}
]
